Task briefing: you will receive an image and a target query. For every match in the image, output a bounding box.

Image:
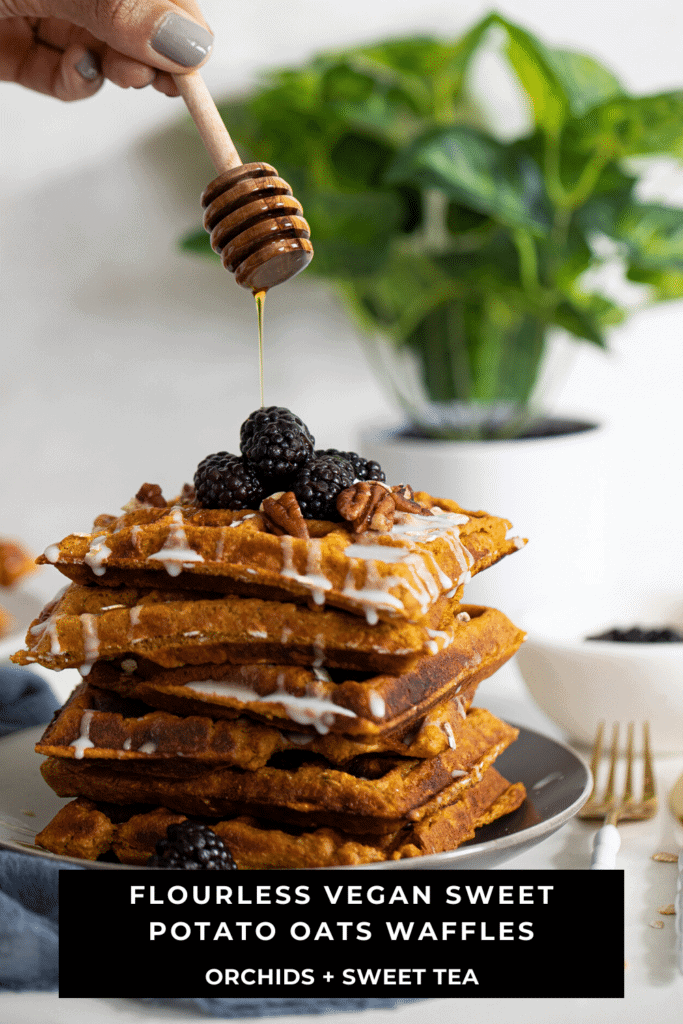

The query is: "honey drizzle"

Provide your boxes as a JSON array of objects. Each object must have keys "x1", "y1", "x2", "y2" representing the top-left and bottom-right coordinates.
[{"x1": 254, "y1": 289, "x2": 266, "y2": 407}]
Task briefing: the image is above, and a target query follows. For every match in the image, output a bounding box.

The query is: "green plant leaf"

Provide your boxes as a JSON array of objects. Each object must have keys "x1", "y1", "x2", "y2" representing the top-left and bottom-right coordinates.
[
  {"x1": 626, "y1": 264, "x2": 683, "y2": 299},
  {"x1": 498, "y1": 20, "x2": 569, "y2": 135},
  {"x1": 329, "y1": 133, "x2": 396, "y2": 190},
  {"x1": 550, "y1": 291, "x2": 625, "y2": 346},
  {"x1": 498, "y1": 15, "x2": 625, "y2": 132},
  {"x1": 548, "y1": 49, "x2": 624, "y2": 117},
  {"x1": 385, "y1": 126, "x2": 550, "y2": 232},
  {"x1": 180, "y1": 228, "x2": 213, "y2": 257},
  {"x1": 342, "y1": 248, "x2": 455, "y2": 337},
  {"x1": 580, "y1": 198, "x2": 683, "y2": 270},
  {"x1": 570, "y1": 92, "x2": 683, "y2": 157}
]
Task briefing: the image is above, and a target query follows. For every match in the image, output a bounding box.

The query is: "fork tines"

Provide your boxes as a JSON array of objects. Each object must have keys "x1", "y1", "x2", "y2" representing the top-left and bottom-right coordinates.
[{"x1": 579, "y1": 721, "x2": 657, "y2": 823}]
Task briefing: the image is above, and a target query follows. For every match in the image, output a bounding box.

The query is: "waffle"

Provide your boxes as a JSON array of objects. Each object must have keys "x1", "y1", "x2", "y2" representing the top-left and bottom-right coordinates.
[
  {"x1": 36, "y1": 492, "x2": 524, "y2": 623},
  {"x1": 34, "y1": 770, "x2": 526, "y2": 867},
  {"x1": 39, "y1": 706, "x2": 518, "y2": 834},
  {"x1": 82, "y1": 604, "x2": 525, "y2": 737},
  {"x1": 24, "y1": 467, "x2": 529, "y2": 867},
  {"x1": 13, "y1": 585, "x2": 494, "y2": 675},
  {"x1": 37, "y1": 677, "x2": 497, "y2": 766},
  {"x1": 0, "y1": 538, "x2": 36, "y2": 588}
]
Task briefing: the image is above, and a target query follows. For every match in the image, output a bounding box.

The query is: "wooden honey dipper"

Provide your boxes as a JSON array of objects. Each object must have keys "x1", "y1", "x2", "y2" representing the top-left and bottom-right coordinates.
[{"x1": 173, "y1": 71, "x2": 313, "y2": 292}]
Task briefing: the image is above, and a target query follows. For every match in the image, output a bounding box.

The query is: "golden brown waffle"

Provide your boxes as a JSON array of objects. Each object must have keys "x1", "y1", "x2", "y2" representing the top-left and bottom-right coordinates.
[
  {"x1": 13, "y1": 585, "x2": 496, "y2": 675},
  {"x1": 37, "y1": 493, "x2": 524, "y2": 623},
  {"x1": 35, "y1": 680, "x2": 488, "y2": 767},
  {"x1": 84, "y1": 604, "x2": 525, "y2": 737},
  {"x1": 0, "y1": 538, "x2": 36, "y2": 588},
  {"x1": 0, "y1": 604, "x2": 13, "y2": 639},
  {"x1": 39, "y1": 706, "x2": 518, "y2": 833},
  {"x1": 34, "y1": 769, "x2": 526, "y2": 866}
]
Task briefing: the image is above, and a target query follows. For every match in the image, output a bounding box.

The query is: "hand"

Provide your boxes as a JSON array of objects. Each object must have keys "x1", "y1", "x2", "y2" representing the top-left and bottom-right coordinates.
[{"x1": 0, "y1": 0, "x2": 213, "y2": 100}]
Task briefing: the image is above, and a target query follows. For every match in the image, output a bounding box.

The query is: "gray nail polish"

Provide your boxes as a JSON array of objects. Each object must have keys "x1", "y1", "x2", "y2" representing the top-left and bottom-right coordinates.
[
  {"x1": 151, "y1": 13, "x2": 213, "y2": 67},
  {"x1": 75, "y1": 51, "x2": 101, "y2": 81}
]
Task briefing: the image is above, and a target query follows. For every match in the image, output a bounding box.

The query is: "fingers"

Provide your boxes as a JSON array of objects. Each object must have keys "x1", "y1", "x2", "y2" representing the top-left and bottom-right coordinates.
[
  {"x1": 46, "y1": 0, "x2": 213, "y2": 74},
  {"x1": 0, "y1": 20, "x2": 104, "y2": 100}
]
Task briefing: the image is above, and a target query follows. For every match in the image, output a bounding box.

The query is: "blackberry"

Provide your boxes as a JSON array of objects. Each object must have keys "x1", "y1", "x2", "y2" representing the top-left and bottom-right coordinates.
[
  {"x1": 147, "y1": 820, "x2": 237, "y2": 870},
  {"x1": 587, "y1": 626, "x2": 683, "y2": 643},
  {"x1": 316, "y1": 449, "x2": 385, "y2": 483},
  {"x1": 240, "y1": 407, "x2": 315, "y2": 479},
  {"x1": 194, "y1": 452, "x2": 265, "y2": 510},
  {"x1": 292, "y1": 453, "x2": 355, "y2": 520}
]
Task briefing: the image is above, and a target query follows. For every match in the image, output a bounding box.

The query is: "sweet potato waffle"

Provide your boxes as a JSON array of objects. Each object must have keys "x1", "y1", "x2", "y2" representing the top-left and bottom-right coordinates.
[
  {"x1": 37, "y1": 492, "x2": 524, "y2": 623},
  {"x1": 13, "y1": 585, "x2": 497, "y2": 675},
  {"x1": 83, "y1": 604, "x2": 525, "y2": 737},
  {"x1": 35, "y1": 769, "x2": 526, "y2": 867},
  {"x1": 35, "y1": 679, "x2": 491, "y2": 767},
  {"x1": 22, "y1": 460, "x2": 529, "y2": 867},
  {"x1": 0, "y1": 538, "x2": 36, "y2": 588},
  {"x1": 39, "y1": 706, "x2": 518, "y2": 833}
]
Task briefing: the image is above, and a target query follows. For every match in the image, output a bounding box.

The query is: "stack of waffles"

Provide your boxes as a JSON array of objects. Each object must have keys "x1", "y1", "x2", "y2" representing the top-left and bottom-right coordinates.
[{"x1": 14, "y1": 482, "x2": 527, "y2": 867}]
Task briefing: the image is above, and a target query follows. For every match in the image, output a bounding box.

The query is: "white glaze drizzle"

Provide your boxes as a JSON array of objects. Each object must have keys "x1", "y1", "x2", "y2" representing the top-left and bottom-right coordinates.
[
  {"x1": 146, "y1": 507, "x2": 204, "y2": 576},
  {"x1": 27, "y1": 585, "x2": 69, "y2": 659},
  {"x1": 71, "y1": 711, "x2": 95, "y2": 759},
  {"x1": 78, "y1": 614, "x2": 100, "y2": 676},
  {"x1": 229, "y1": 513, "x2": 256, "y2": 528},
  {"x1": 46, "y1": 623, "x2": 62, "y2": 656},
  {"x1": 443, "y1": 722, "x2": 456, "y2": 749},
  {"x1": 214, "y1": 528, "x2": 227, "y2": 560},
  {"x1": 342, "y1": 560, "x2": 405, "y2": 623},
  {"x1": 426, "y1": 628, "x2": 453, "y2": 653},
  {"x1": 43, "y1": 544, "x2": 61, "y2": 564},
  {"x1": 183, "y1": 678, "x2": 356, "y2": 735},
  {"x1": 369, "y1": 693, "x2": 386, "y2": 719},
  {"x1": 338, "y1": 509, "x2": 472, "y2": 621},
  {"x1": 84, "y1": 534, "x2": 112, "y2": 576},
  {"x1": 280, "y1": 536, "x2": 332, "y2": 606}
]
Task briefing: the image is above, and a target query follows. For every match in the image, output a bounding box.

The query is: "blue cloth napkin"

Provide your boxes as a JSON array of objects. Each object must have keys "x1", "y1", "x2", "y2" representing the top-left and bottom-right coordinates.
[
  {"x1": 0, "y1": 662, "x2": 61, "y2": 738},
  {"x1": 0, "y1": 665, "x2": 422, "y2": 1015}
]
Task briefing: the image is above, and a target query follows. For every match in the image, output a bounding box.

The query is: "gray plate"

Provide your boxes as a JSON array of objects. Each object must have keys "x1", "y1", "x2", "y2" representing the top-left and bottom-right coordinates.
[{"x1": 0, "y1": 722, "x2": 591, "y2": 870}]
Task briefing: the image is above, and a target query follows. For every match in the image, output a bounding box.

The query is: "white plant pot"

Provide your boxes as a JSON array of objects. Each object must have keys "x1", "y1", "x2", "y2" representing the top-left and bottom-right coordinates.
[{"x1": 357, "y1": 419, "x2": 608, "y2": 620}]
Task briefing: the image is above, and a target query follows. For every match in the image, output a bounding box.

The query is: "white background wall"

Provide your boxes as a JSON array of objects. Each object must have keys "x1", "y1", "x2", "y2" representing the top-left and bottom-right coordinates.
[{"x1": 2, "y1": 0, "x2": 683, "y2": 606}]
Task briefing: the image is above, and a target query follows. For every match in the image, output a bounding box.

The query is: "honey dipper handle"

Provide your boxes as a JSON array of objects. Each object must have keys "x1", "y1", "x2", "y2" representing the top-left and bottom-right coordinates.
[{"x1": 173, "y1": 71, "x2": 243, "y2": 173}]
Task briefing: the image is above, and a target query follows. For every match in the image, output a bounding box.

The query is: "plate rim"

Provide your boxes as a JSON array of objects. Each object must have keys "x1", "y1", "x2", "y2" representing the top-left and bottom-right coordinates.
[{"x1": 0, "y1": 721, "x2": 592, "y2": 871}]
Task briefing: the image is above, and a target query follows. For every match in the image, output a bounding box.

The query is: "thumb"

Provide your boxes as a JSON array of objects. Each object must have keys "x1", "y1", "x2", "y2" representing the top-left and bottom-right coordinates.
[{"x1": 46, "y1": 0, "x2": 214, "y2": 72}]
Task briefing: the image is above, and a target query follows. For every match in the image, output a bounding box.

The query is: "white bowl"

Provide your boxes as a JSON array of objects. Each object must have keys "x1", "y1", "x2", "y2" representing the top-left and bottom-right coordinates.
[{"x1": 515, "y1": 588, "x2": 683, "y2": 754}]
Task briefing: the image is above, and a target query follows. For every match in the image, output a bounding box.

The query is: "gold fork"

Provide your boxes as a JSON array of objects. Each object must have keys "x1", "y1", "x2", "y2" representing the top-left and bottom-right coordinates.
[{"x1": 578, "y1": 722, "x2": 658, "y2": 869}]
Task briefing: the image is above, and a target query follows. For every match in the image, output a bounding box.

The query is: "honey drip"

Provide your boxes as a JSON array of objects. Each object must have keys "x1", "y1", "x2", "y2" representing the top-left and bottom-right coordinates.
[{"x1": 254, "y1": 289, "x2": 266, "y2": 407}]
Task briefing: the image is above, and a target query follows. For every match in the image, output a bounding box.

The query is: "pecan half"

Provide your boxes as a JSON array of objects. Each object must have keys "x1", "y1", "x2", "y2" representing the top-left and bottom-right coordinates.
[
  {"x1": 260, "y1": 492, "x2": 310, "y2": 539},
  {"x1": 119, "y1": 482, "x2": 168, "y2": 512},
  {"x1": 391, "y1": 484, "x2": 433, "y2": 516},
  {"x1": 136, "y1": 483, "x2": 167, "y2": 507},
  {"x1": 337, "y1": 482, "x2": 395, "y2": 534},
  {"x1": 179, "y1": 483, "x2": 196, "y2": 504}
]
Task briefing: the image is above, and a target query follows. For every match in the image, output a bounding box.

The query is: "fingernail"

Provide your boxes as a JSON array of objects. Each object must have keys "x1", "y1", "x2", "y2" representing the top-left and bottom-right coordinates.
[
  {"x1": 151, "y1": 13, "x2": 213, "y2": 67},
  {"x1": 75, "y1": 51, "x2": 101, "y2": 81}
]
